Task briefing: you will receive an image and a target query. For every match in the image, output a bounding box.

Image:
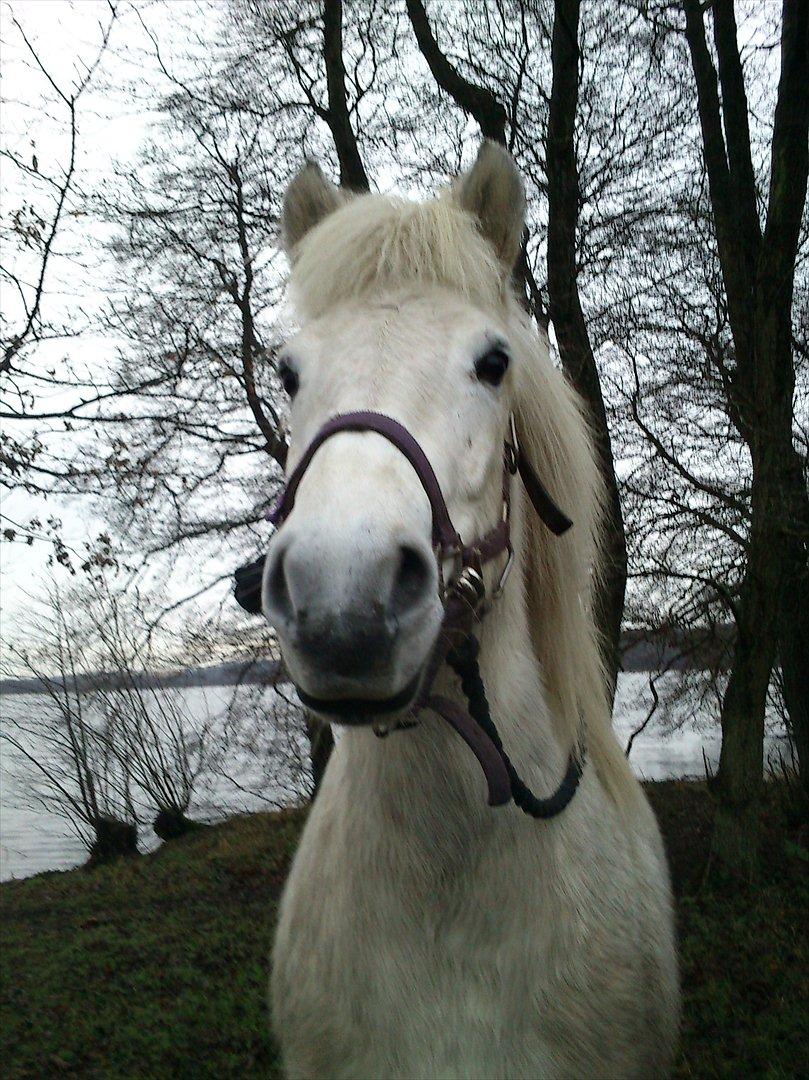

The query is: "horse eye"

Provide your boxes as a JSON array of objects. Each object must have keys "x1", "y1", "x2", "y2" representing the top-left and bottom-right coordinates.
[
  {"x1": 474, "y1": 348, "x2": 510, "y2": 387},
  {"x1": 278, "y1": 359, "x2": 299, "y2": 398}
]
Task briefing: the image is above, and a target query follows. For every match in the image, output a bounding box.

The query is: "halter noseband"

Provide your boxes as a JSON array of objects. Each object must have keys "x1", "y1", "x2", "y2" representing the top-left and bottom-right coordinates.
[{"x1": 234, "y1": 411, "x2": 584, "y2": 820}]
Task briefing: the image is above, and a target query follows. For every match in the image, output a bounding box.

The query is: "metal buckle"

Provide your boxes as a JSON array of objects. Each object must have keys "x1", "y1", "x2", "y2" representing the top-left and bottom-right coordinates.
[
  {"x1": 373, "y1": 719, "x2": 419, "y2": 738},
  {"x1": 506, "y1": 413, "x2": 520, "y2": 475},
  {"x1": 492, "y1": 546, "x2": 514, "y2": 600}
]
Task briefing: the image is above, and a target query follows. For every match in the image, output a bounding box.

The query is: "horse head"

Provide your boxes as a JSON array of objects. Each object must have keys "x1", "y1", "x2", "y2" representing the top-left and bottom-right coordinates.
[{"x1": 264, "y1": 142, "x2": 527, "y2": 718}]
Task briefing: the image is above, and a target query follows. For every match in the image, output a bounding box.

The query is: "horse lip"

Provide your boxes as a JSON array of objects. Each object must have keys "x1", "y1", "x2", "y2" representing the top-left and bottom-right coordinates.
[{"x1": 295, "y1": 671, "x2": 422, "y2": 722}]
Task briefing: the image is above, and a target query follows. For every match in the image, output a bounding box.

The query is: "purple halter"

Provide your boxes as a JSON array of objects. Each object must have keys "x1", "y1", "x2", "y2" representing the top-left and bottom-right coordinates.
[
  {"x1": 268, "y1": 412, "x2": 520, "y2": 584},
  {"x1": 237, "y1": 410, "x2": 582, "y2": 817}
]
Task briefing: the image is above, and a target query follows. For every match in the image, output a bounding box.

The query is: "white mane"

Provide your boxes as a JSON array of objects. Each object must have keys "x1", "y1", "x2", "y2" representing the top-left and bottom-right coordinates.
[{"x1": 291, "y1": 191, "x2": 508, "y2": 319}]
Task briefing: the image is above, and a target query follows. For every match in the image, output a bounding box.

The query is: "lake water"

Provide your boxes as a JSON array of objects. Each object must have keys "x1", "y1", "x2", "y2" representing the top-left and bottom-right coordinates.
[{"x1": 0, "y1": 674, "x2": 788, "y2": 882}]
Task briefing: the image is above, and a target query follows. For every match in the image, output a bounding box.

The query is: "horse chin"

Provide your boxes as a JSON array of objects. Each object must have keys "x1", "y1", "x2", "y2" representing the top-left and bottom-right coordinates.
[{"x1": 292, "y1": 669, "x2": 423, "y2": 726}]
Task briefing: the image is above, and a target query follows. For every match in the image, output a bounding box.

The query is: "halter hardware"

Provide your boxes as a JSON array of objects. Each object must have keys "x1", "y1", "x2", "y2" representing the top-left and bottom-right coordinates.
[
  {"x1": 235, "y1": 409, "x2": 583, "y2": 820},
  {"x1": 448, "y1": 563, "x2": 487, "y2": 614},
  {"x1": 505, "y1": 412, "x2": 520, "y2": 475},
  {"x1": 492, "y1": 547, "x2": 515, "y2": 601}
]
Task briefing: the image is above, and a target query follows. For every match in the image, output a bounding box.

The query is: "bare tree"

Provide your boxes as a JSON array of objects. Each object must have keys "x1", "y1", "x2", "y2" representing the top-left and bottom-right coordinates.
[
  {"x1": 1, "y1": 566, "x2": 318, "y2": 863},
  {"x1": 546, "y1": 0, "x2": 627, "y2": 695},
  {"x1": 1, "y1": 583, "x2": 139, "y2": 863},
  {"x1": 82, "y1": 579, "x2": 229, "y2": 839},
  {"x1": 676, "y1": 0, "x2": 809, "y2": 873},
  {"x1": 1, "y1": 4, "x2": 118, "y2": 375},
  {"x1": 0, "y1": 4, "x2": 155, "y2": 503},
  {"x1": 217, "y1": 679, "x2": 312, "y2": 810}
]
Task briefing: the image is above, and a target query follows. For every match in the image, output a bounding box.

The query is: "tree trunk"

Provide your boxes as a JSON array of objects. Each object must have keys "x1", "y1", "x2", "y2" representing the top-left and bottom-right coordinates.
[
  {"x1": 547, "y1": 0, "x2": 627, "y2": 700},
  {"x1": 778, "y1": 445, "x2": 809, "y2": 791},
  {"x1": 90, "y1": 816, "x2": 138, "y2": 865},
  {"x1": 323, "y1": 0, "x2": 370, "y2": 192},
  {"x1": 306, "y1": 716, "x2": 334, "y2": 797},
  {"x1": 713, "y1": 236, "x2": 804, "y2": 874},
  {"x1": 684, "y1": 0, "x2": 808, "y2": 876},
  {"x1": 153, "y1": 807, "x2": 204, "y2": 842},
  {"x1": 712, "y1": 451, "x2": 783, "y2": 875}
]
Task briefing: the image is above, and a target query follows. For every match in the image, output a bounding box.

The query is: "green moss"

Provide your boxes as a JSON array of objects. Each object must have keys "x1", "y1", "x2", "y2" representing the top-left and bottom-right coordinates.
[
  {"x1": 645, "y1": 782, "x2": 809, "y2": 1079},
  {"x1": 0, "y1": 810, "x2": 305, "y2": 1080},
  {"x1": 1, "y1": 786, "x2": 806, "y2": 1078}
]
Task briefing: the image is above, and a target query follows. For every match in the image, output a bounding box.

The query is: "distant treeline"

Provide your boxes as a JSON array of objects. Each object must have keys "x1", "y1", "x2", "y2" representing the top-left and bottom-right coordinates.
[
  {"x1": 621, "y1": 626, "x2": 734, "y2": 673},
  {"x1": 1, "y1": 628, "x2": 734, "y2": 696},
  {"x1": 0, "y1": 658, "x2": 282, "y2": 696}
]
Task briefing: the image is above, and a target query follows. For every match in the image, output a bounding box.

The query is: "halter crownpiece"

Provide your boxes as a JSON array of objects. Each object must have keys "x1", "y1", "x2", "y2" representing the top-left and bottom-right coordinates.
[{"x1": 234, "y1": 411, "x2": 583, "y2": 819}]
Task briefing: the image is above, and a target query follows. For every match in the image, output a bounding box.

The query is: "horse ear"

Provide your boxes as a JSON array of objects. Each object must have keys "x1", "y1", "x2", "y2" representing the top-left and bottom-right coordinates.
[
  {"x1": 282, "y1": 162, "x2": 345, "y2": 258},
  {"x1": 454, "y1": 140, "x2": 525, "y2": 270}
]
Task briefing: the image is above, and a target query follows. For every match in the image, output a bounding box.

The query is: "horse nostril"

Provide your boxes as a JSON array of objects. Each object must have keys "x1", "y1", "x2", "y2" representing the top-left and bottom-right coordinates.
[
  {"x1": 265, "y1": 545, "x2": 293, "y2": 624},
  {"x1": 391, "y1": 544, "x2": 433, "y2": 616}
]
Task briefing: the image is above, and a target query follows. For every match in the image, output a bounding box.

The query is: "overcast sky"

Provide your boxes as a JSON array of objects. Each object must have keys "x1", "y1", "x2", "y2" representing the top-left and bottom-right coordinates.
[
  {"x1": 0, "y1": 0, "x2": 494, "y2": 636},
  {"x1": 1, "y1": 1, "x2": 232, "y2": 628}
]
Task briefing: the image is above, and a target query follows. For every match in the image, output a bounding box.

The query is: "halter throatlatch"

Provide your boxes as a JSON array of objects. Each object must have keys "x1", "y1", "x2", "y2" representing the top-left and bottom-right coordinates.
[{"x1": 234, "y1": 410, "x2": 583, "y2": 820}]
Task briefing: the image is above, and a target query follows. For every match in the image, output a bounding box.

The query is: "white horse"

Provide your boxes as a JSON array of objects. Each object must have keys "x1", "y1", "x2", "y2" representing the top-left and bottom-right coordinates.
[{"x1": 264, "y1": 142, "x2": 679, "y2": 1079}]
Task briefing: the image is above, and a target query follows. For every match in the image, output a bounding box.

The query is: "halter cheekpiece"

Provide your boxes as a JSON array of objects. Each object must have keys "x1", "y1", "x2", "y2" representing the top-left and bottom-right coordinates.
[{"x1": 234, "y1": 411, "x2": 584, "y2": 820}]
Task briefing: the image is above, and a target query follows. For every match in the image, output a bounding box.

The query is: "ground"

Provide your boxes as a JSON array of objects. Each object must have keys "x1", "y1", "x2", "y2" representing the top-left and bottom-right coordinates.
[{"x1": 1, "y1": 783, "x2": 806, "y2": 1079}]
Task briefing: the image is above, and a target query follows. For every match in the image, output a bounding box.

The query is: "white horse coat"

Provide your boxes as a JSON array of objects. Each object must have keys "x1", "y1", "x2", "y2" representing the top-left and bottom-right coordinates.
[{"x1": 267, "y1": 143, "x2": 679, "y2": 1079}]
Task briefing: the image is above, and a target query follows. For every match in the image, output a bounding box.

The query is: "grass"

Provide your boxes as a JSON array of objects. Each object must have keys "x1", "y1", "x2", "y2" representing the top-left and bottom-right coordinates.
[
  {"x1": 646, "y1": 782, "x2": 809, "y2": 1079},
  {"x1": 1, "y1": 783, "x2": 806, "y2": 1079},
  {"x1": 0, "y1": 811, "x2": 303, "y2": 1080}
]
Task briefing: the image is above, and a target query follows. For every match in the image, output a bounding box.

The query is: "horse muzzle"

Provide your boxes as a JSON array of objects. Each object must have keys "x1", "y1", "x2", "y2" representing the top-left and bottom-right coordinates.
[{"x1": 263, "y1": 527, "x2": 443, "y2": 720}]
